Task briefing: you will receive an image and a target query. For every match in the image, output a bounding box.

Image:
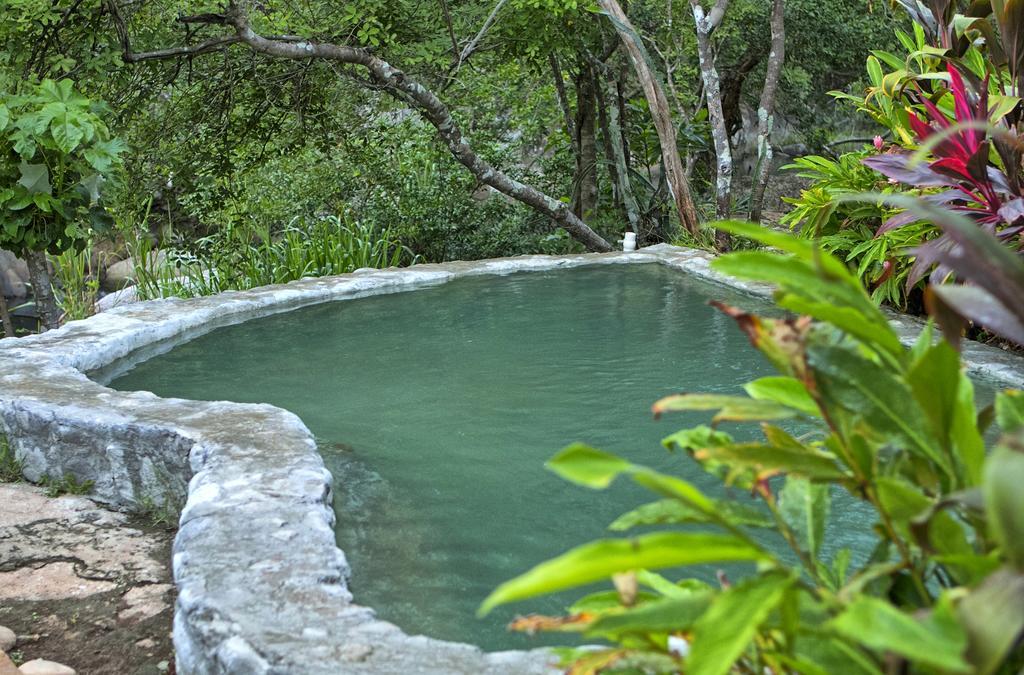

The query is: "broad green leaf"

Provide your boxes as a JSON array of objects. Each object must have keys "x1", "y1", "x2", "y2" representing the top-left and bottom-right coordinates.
[
  {"x1": 808, "y1": 343, "x2": 949, "y2": 476},
  {"x1": 569, "y1": 589, "x2": 658, "y2": 613},
  {"x1": 546, "y1": 445, "x2": 714, "y2": 511},
  {"x1": 795, "y1": 637, "x2": 884, "y2": 675},
  {"x1": 50, "y1": 111, "x2": 85, "y2": 153},
  {"x1": 876, "y1": 476, "x2": 930, "y2": 537},
  {"x1": 686, "y1": 571, "x2": 796, "y2": 675},
  {"x1": 609, "y1": 498, "x2": 773, "y2": 531},
  {"x1": 479, "y1": 533, "x2": 767, "y2": 615},
  {"x1": 995, "y1": 390, "x2": 1024, "y2": 433},
  {"x1": 829, "y1": 595, "x2": 970, "y2": 672},
  {"x1": 698, "y1": 443, "x2": 846, "y2": 481},
  {"x1": 776, "y1": 293, "x2": 903, "y2": 360},
  {"x1": 906, "y1": 340, "x2": 982, "y2": 484},
  {"x1": 983, "y1": 432, "x2": 1024, "y2": 568},
  {"x1": 630, "y1": 470, "x2": 716, "y2": 511},
  {"x1": 950, "y1": 373, "x2": 985, "y2": 487},
  {"x1": 587, "y1": 593, "x2": 711, "y2": 637},
  {"x1": 779, "y1": 476, "x2": 830, "y2": 557},
  {"x1": 711, "y1": 220, "x2": 860, "y2": 285},
  {"x1": 866, "y1": 55, "x2": 884, "y2": 87},
  {"x1": 744, "y1": 376, "x2": 820, "y2": 417},
  {"x1": 932, "y1": 553, "x2": 1001, "y2": 585},
  {"x1": 662, "y1": 425, "x2": 732, "y2": 452},
  {"x1": 957, "y1": 567, "x2": 1024, "y2": 675},
  {"x1": 17, "y1": 162, "x2": 51, "y2": 195},
  {"x1": 635, "y1": 570, "x2": 710, "y2": 598},
  {"x1": 653, "y1": 393, "x2": 800, "y2": 422},
  {"x1": 546, "y1": 444, "x2": 631, "y2": 489},
  {"x1": 0, "y1": 104, "x2": 9, "y2": 131}
]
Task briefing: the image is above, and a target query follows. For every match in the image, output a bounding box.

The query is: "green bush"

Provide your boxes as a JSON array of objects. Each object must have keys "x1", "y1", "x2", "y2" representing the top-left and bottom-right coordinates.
[
  {"x1": 124, "y1": 211, "x2": 411, "y2": 300},
  {"x1": 483, "y1": 222, "x2": 1024, "y2": 675}
]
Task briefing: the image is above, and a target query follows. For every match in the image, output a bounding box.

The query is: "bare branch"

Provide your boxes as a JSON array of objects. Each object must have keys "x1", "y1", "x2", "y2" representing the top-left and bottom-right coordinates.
[{"x1": 456, "y1": 0, "x2": 508, "y2": 71}]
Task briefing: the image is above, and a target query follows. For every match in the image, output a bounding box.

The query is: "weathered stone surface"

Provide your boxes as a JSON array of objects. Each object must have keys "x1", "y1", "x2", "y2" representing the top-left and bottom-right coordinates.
[
  {"x1": 118, "y1": 584, "x2": 174, "y2": 624},
  {"x1": 0, "y1": 250, "x2": 29, "y2": 298},
  {"x1": 0, "y1": 626, "x2": 14, "y2": 652},
  {"x1": 0, "y1": 652, "x2": 18, "y2": 675},
  {"x1": 17, "y1": 659, "x2": 76, "y2": 675},
  {"x1": 0, "y1": 483, "x2": 170, "y2": 604},
  {"x1": 1, "y1": 246, "x2": 1021, "y2": 675},
  {"x1": 95, "y1": 286, "x2": 139, "y2": 313}
]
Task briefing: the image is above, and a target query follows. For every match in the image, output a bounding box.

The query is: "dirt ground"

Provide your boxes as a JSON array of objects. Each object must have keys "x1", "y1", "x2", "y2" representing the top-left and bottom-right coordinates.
[{"x1": 0, "y1": 483, "x2": 176, "y2": 675}]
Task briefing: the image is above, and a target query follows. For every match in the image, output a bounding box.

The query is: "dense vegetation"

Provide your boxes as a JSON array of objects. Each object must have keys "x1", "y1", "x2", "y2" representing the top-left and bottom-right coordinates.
[{"x1": 3, "y1": 0, "x2": 1024, "y2": 673}]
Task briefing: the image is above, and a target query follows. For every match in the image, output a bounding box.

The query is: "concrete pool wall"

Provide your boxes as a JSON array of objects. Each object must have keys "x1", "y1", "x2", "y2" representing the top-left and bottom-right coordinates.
[{"x1": 1, "y1": 245, "x2": 1021, "y2": 674}]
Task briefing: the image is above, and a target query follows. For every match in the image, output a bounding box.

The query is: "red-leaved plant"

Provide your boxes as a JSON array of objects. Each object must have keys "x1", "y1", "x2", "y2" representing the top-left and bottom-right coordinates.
[{"x1": 862, "y1": 65, "x2": 1024, "y2": 305}]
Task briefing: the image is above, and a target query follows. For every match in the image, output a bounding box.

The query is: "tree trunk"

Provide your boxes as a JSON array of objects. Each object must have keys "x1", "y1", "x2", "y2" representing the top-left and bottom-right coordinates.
[
  {"x1": 549, "y1": 53, "x2": 575, "y2": 143},
  {"x1": 749, "y1": 0, "x2": 785, "y2": 224},
  {"x1": 691, "y1": 0, "x2": 733, "y2": 250},
  {"x1": 596, "y1": 0, "x2": 701, "y2": 239},
  {"x1": 720, "y1": 45, "x2": 762, "y2": 138},
  {"x1": 111, "y1": 0, "x2": 613, "y2": 253},
  {"x1": 573, "y1": 63, "x2": 599, "y2": 221},
  {"x1": 0, "y1": 291, "x2": 14, "y2": 338},
  {"x1": 25, "y1": 250, "x2": 59, "y2": 331},
  {"x1": 603, "y1": 74, "x2": 641, "y2": 235},
  {"x1": 594, "y1": 72, "x2": 622, "y2": 215}
]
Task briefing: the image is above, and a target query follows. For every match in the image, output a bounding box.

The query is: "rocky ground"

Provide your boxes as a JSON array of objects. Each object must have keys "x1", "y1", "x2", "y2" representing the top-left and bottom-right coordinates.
[{"x1": 0, "y1": 483, "x2": 176, "y2": 675}]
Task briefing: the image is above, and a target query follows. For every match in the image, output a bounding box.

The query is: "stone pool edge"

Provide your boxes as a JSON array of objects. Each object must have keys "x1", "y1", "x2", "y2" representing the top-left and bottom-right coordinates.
[{"x1": 0, "y1": 244, "x2": 1020, "y2": 675}]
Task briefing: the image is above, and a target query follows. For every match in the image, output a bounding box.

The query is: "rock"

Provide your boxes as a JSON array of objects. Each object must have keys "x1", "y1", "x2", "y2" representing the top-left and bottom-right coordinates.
[
  {"x1": 0, "y1": 651, "x2": 19, "y2": 675},
  {"x1": 0, "y1": 564, "x2": 116, "y2": 601},
  {"x1": 0, "y1": 249, "x2": 29, "y2": 297},
  {"x1": 0, "y1": 626, "x2": 14, "y2": 652},
  {"x1": 118, "y1": 584, "x2": 173, "y2": 624},
  {"x1": 0, "y1": 484, "x2": 171, "y2": 605},
  {"x1": 94, "y1": 286, "x2": 139, "y2": 313},
  {"x1": 101, "y1": 257, "x2": 137, "y2": 292},
  {"x1": 102, "y1": 251, "x2": 168, "y2": 292},
  {"x1": 134, "y1": 638, "x2": 156, "y2": 650},
  {"x1": 17, "y1": 659, "x2": 76, "y2": 675}
]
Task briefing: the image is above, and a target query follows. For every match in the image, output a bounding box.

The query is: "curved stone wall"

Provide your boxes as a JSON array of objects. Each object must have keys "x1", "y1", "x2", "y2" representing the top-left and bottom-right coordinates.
[{"x1": 0, "y1": 245, "x2": 1020, "y2": 674}]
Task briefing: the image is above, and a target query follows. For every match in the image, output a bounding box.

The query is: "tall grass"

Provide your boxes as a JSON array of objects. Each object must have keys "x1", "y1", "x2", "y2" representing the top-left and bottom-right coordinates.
[
  {"x1": 49, "y1": 242, "x2": 100, "y2": 322},
  {"x1": 121, "y1": 210, "x2": 413, "y2": 301}
]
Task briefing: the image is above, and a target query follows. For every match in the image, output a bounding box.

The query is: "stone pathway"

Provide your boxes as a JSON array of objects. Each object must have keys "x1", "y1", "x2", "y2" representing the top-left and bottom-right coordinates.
[{"x1": 0, "y1": 483, "x2": 175, "y2": 674}]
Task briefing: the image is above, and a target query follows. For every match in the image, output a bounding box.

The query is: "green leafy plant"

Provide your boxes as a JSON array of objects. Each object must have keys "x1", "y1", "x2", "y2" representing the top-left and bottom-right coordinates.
[
  {"x1": 40, "y1": 473, "x2": 95, "y2": 497},
  {"x1": 122, "y1": 212, "x2": 412, "y2": 300},
  {"x1": 49, "y1": 241, "x2": 99, "y2": 322},
  {"x1": 482, "y1": 221, "x2": 1024, "y2": 675},
  {"x1": 780, "y1": 152, "x2": 929, "y2": 306},
  {"x1": 0, "y1": 433, "x2": 23, "y2": 482},
  {"x1": 0, "y1": 79, "x2": 124, "y2": 254}
]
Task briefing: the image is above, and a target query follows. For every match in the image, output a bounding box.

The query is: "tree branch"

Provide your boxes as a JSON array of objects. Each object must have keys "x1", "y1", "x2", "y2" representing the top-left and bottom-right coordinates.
[{"x1": 109, "y1": 0, "x2": 612, "y2": 252}]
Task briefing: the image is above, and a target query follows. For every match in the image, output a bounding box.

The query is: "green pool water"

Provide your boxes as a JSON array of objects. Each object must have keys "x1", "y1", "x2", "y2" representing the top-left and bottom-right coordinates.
[{"x1": 108, "y1": 264, "x2": 881, "y2": 650}]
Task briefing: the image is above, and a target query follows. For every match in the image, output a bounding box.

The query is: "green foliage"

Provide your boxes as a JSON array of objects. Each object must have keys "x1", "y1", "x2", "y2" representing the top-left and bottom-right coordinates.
[
  {"x1": 483, "y1": 223, "x2": 1024, "y2": 674},
  {"x1": 40, "y1": 472, "x2": 95, "y2": 497},
  {"x1": 0, "y1": 433, "x2": 23, "y2": 483},
  {"x1": 0, "y1": 79, "x2": 123, "y2": 256},
  {"x1": 123, "y1": 210, "x2": 411, "y2": 300},
  {"x1": 49, "y1": 241, "x2": 99, "y2": 322},
  {"x1": 780, "y1": 151, "x2": 934, "y2": 307}
]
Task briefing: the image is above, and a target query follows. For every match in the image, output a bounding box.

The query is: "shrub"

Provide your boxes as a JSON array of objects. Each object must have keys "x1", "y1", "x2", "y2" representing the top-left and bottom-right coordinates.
[
  {"x1": 482, "y1": 222, "x2": 1024, "y2": 675},
  {"x1": 124, "y1": 212, "x2": 411, "y2": 300}
]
